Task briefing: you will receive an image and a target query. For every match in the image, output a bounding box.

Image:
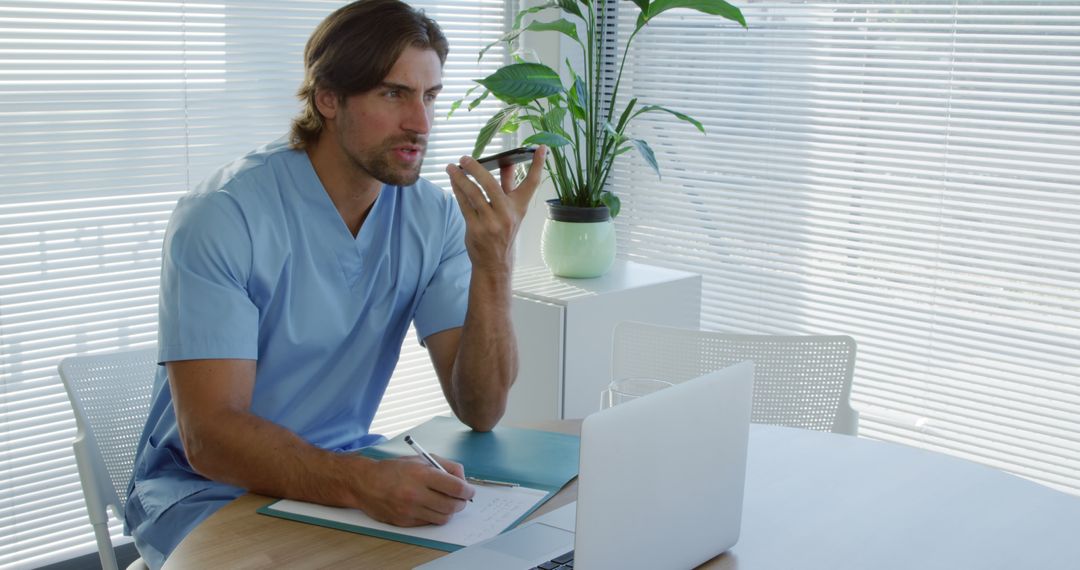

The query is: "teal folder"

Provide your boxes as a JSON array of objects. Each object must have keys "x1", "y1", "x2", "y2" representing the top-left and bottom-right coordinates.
[
  {"x1": 257, "y1": 416, "x2": 580, "y2": 551},
  {"x1": 359, "y1": 416, "x2": 580, "y2": 492}
]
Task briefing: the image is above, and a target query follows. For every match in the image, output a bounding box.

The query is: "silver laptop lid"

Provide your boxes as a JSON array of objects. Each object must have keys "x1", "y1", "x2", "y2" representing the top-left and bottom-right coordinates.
[{"x1": 574, "y1": 361, "x2": 755, "y2": 570}]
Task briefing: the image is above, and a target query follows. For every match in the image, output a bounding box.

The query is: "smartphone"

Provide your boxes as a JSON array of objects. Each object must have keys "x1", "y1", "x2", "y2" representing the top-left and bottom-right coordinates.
[{"x1": 476, "y1": 146, "x2": 538, "y2": 171}]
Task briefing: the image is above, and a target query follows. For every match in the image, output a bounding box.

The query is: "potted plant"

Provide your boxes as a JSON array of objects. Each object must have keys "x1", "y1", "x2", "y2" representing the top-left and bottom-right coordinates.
[{"x1": 451, "y1": 0, "x2": 745, "y2": 278}]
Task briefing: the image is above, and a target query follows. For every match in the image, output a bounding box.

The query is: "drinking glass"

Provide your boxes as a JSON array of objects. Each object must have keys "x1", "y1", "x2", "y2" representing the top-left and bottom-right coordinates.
[{"x1": 600, "y1": 377, "x2": 674, "y2": 410}]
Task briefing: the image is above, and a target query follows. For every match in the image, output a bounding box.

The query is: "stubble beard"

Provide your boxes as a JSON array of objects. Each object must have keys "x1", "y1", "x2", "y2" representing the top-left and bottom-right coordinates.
[
  {"x1": 350, "y1": 141, "x2": 424, "y2": 186},
  {"x1": 336, "y1": 125, "x2": 425, "y2": 187}
]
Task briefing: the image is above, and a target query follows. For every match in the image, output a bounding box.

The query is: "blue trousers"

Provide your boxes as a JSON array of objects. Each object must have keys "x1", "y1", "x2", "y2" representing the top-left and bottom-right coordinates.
[{"x1": 127, "y1": 485, "x2": 242, "y2": 569}]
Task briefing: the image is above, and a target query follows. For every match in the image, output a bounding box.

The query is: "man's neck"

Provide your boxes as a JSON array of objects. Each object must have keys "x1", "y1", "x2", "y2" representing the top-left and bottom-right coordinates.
[{"x1": 306, "y1": 137, "x2": 381, "y2": 237}]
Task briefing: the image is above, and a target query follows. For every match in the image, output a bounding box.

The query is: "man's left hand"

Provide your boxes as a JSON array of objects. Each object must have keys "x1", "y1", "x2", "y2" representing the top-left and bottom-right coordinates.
[{"x1": 445, "y1": 146, "x2": 547, "y2": 273}]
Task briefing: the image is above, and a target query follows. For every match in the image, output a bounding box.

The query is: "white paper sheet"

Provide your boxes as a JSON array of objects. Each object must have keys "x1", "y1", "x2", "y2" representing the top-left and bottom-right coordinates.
[{"x1": 266, "y1": 484, "x2": 549, "y2": 547}]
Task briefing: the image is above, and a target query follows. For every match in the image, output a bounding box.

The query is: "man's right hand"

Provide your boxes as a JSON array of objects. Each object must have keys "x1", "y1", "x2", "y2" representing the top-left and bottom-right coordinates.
[{"x1": 350, "y1": 454, "x2": 475, "y2": 527}]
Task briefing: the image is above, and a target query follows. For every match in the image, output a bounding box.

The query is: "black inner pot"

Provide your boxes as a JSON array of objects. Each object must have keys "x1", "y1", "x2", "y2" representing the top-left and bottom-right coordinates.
[{"x1": 546, "y1": 199, "x2": 611, "y2": 223}]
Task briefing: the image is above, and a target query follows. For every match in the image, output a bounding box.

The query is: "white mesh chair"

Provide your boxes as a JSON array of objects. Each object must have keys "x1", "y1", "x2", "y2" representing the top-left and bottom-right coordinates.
[
  {"x1": 613, "y1": 321, "x2": 859, "y2": 434},
  {"x1": 59, "y1": 348, "x2": 157, "y2": 570}
]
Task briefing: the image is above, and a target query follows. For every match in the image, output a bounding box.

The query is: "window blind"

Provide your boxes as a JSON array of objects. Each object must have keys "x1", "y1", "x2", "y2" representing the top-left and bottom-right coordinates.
[
  {"x1": 0, "y1": 1, "x2": 509, "y2": 567},
  {"x1": 607, "y1": 0, "x2": 1080, "y2": 495}
]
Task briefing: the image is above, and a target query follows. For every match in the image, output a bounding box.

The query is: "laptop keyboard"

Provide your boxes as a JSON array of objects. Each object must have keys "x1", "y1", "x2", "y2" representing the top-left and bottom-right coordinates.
[{"x1": 533, "y1": 550, "x2": 573, "y2": 569}]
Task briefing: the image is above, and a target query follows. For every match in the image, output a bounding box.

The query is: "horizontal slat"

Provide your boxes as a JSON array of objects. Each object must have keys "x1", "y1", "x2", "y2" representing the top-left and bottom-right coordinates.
[
  {"x1": 613, "y1": 1, "x2": 1080, "y2": 498},
  {"x1": 0, "y1": 2, "x2": 508, "y2": 566}
]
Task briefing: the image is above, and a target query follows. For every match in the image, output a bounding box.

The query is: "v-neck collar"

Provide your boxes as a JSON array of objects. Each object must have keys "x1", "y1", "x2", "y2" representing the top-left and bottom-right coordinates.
[{"x1": 294, "y1": 149, "x2": 396, "y2": 287}]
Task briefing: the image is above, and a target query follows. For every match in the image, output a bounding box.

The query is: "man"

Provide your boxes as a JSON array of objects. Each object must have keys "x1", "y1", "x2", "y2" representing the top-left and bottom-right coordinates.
[{"x1": 124, "y1": 1, "x2": 546, "y2": 567}]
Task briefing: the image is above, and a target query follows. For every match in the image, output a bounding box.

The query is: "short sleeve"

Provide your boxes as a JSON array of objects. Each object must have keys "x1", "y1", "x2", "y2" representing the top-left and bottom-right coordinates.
[
  {"x1": 412, "y1": 197, "x2": 471, "y2": 343},
  {"x1": 157, "y1": 191, "x2": 259, "y2": 362}
]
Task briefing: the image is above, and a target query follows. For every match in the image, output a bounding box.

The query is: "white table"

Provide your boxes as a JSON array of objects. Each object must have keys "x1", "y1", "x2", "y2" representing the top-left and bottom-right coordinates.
[
  {"x1": 166, "y1": 423, "x2": 1080, "y2": 569},
  {"x1": 731, "y1": 425, "x2": 1080, "y2": 569}
]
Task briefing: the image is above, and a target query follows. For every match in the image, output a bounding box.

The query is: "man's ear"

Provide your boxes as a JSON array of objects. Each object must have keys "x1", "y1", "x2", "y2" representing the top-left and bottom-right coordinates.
[{"x1": 314, "y1": 88, "x2": 340, "y2": 121}]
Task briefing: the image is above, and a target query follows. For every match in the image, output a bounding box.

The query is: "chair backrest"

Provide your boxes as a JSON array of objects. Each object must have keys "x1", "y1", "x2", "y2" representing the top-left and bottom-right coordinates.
[
  {"x1": 59, "y1": 348, "x2": 157, "y2": 570},
  {"x1": 613, "y1": 321, "x2": 859, "y2": 434}
]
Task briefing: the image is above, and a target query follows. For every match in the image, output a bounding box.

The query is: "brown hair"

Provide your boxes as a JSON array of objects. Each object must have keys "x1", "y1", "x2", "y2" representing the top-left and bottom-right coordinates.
[{"x1": 290, "y1": 0, "x2": 448, "y2": 149}]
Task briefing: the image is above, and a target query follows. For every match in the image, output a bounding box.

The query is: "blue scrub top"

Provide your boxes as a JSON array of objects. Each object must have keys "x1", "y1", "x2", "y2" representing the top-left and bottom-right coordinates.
[{"x1": 125, "y1": 137, "x2": 470, "y2": 560}]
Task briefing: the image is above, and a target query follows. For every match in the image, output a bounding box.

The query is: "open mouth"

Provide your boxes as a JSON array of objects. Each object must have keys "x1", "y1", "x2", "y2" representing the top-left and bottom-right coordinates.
[{"x1": 393, "y1": 145, "x2": 424, "y2": 162}]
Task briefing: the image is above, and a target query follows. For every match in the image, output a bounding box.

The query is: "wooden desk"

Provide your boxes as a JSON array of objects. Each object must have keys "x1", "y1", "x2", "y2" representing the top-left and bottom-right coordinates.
[
  {"x1": 164, "y1": 421, "x2": 579, "y2": 569},
  {"x1": 166, "y1": 423, "x2": 1080, "y2": 569}
]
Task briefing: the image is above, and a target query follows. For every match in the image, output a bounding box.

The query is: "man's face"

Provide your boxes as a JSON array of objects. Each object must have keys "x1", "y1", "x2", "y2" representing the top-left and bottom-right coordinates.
[{"x1": 331, "y1": 46, "x2": 443, "y2": 186}]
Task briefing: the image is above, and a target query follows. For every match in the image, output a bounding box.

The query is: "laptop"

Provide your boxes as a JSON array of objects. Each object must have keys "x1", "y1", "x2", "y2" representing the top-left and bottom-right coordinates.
[{"x1": 416, "y1": 361, "x2": 755, "y2": 570}]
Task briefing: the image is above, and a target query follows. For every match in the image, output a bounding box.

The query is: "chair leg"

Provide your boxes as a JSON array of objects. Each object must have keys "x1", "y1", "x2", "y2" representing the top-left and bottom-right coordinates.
[{"x1": 92, "y1": 521, "x2": 120, "y2": 570}]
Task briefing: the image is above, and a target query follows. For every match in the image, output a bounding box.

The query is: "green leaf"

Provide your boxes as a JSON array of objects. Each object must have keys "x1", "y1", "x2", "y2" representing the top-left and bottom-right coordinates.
[
  {"x1": 520, "y1": 113, "x2": 544, "y2": 131},
  {"x1": 544, "y1": 106, "x2": 568, "y2": 128},
  {"x1": 481, "y1": 2, "x2": 574, "y2": 62},
  {"x1": 572, "y1": 73, "x2": 588, "y2": 110},
  {"x1": 644, "y1": 0, "x2": 746, "y2": 28},
  {"x1": 501, "y1": 119, "x2": 522, "y2": 133},
  {"x1": 566, "y1": 67, "x2": 588, "y2": 121},
  {"x1": 568, "y1": 102, "x2": 586, "y2": 123},
  {"x1": 447, "y1": 84, "x2": 483, "y2": 119},
  {"x1": 600, "y1": 191, "x2": 621, "y2": 218},
  {"x1": 514, "y1": 1, "x2": 559, "y2": 31},
  {"x1": 526, "y1": 19, "x2": 583, "y2": 49},
  {"x1": 556, "y1": 0, "x2": 583, "y2": 19},
  {"x1": 542, "y1": 106, "x2": 569, "y2": 137},
  {"x1": 523, "y1": 131, "x2": 572, "y2": 148},
  {"x1": 479, "y1": 29, "x2": 525, "y2": 62},
  {"x1": 634, "y1": 104, "x2": 706, "y2": 133},
  {"x1": 479, "y1": 17, "x2": 583, "y2": 62},
  {"x1": 477, "y1": 63, "x2": 564, "y2": 105},
  {"x1": 630, "y1": 138, "x2": 661, "y2": 178},
  {"x1": 467, "y1": 88, "x2": 491, "y2": 111},
  {"x1": 447, "y1": 98, "x2": 464, "y2": 120},
  {"x1": 603, "y1": 121, "x2": 625, "y2": 144},
  {"x1": 473, "y1": 106, "x2": 519, "y2": 157},
  {"x1": 614, "y1": 97, "x2": 638, "y2": 132}
]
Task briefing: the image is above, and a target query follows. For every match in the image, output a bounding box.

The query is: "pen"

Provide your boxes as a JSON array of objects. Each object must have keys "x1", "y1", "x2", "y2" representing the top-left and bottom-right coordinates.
[
  {"x1": 404, "y1": 435, "x2": 474, "y2": 502},
  {"x1": 466, "y1": 476, "x2": 520, "y2": 488}
]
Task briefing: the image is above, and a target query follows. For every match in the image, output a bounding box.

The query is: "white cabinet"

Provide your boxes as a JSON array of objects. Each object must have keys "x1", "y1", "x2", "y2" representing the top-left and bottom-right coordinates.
[{"x1": 504, "y1": 260, "x2": 701, "y2": 423}]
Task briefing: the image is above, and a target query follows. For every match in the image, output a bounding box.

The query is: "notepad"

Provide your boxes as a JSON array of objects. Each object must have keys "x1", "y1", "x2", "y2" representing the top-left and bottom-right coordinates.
[
  {"x1": 263, "y1": 483, "x2": 550, "y2": 550},
  {"x1": 257, "y1": 416, "x2": 580, "y2": 551}
]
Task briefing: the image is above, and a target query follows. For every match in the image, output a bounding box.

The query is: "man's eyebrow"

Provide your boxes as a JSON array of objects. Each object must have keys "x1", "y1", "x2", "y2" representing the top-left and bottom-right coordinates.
[{"x1": 379, "y1": 82, "x2": 444, "y2": 94}]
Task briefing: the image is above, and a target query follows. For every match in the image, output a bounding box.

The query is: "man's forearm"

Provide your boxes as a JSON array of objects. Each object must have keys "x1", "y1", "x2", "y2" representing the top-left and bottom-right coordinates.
[
  {"x1": 181, "y1": 408, "x2": 475, "y2": 526},
  {"x1": 442, "y1": 145, "x2": 547, "y2": 430},
  {"x1": 450, "y1": 267, "x2": 518, "y2": 431},
  {"x1": 182, "y1": 409, "x2": 372, "y2": 508}
]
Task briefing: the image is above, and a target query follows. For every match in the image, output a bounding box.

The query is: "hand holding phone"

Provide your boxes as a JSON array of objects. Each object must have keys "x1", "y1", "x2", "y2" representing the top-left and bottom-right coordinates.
[{"x1": 475, "y1": 146, "x2": 538, "y2": 171}]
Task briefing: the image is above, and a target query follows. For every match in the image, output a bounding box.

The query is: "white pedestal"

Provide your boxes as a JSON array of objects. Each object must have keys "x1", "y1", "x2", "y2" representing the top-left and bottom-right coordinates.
[{"x1": 504, "y1": 260, "x2": 702, "y2": 422}]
